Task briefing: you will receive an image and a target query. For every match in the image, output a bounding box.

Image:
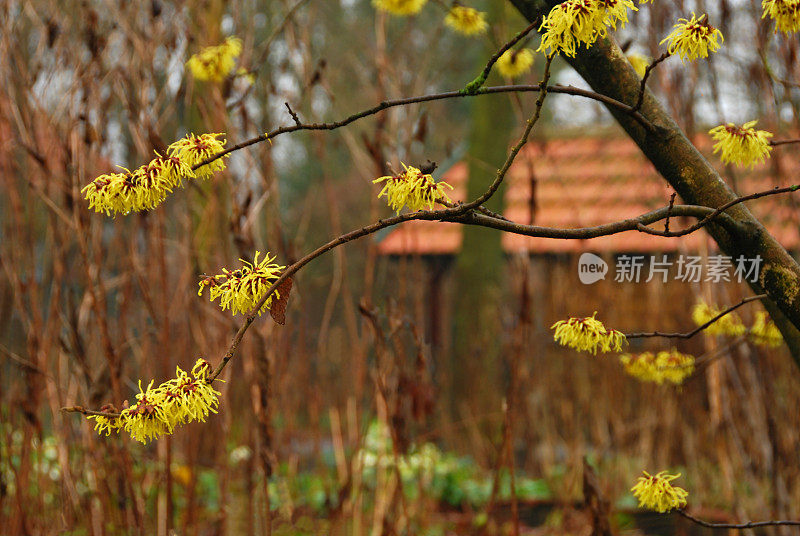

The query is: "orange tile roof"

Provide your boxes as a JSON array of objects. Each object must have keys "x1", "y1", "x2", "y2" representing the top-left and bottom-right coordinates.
[{"x1": 377, "y1": 135, "x2": 800, "y2": 255}]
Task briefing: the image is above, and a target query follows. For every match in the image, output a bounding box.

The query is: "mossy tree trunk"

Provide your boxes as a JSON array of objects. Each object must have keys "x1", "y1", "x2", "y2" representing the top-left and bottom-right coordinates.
[{"x1": 451, "y1": 1, "x2": 516, "y2": 411}]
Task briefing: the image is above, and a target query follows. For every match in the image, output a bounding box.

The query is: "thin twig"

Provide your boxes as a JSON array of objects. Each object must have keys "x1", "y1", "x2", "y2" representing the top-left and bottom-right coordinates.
[
  {"x1": 677, "y1": 508, "x2": 800, "y2": 529},
  {"x1": 462, "y1": 19, "x2": 541, "y2": 95},
  {"x1": 284, "y1": 102, "x2": 301, "y2": 126},
  {"x1": 191, "y1": 84, "x2": 655, "y2": 174},
  {"x1": 626, "y1": 294, "x2": 767, "y2": 339},
  {"x1": 467, "y1": 54, "x2": 555, "y2": 211},
  {"x1": 664, "y1": 192, "x2": 677, "y2": 233},
  {"x1": 61, "y1": 406, "x2": 122, "y2": 418},
  {"x1": 0, "y1": 341, "x2": 49, "y2": 376},
  {"x1": 633, "y1": 52, "x2": 670, "y2": 112},
  {"x1": 770, "y1": 138, "x2": 800, "y2": 147},
  {"x1": 548, "y1": 84, "x2": 654, "y2": 131},
  {"x1": 251, "y1": 0, "x2": 312, "y2": 71}
]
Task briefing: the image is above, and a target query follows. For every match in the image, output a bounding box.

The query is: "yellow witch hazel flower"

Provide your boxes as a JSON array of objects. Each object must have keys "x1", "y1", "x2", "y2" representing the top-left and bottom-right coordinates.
[
  {"x1": 749, "y1": 311, "x2": 784, "y2": 347},
  {"x1": 762, "y1": 0, "x2": 800, "y2": 33},
  {"x1": 537, "y1": 0, "x2": 636, "y2": 58},
  {"x1": 119, "y1": 380, "x2": 173, "y2": 444},
  {"x1": 620, "y1": 349, "x2": 695, "y2": 385},
  {"x1": 372, "y1": 0, "x2": 427, "y2": 16},
  {"x1": 691, "y1": 300, "x2": 746, "y2": 336},
  {"x1": 86, "y1": 359, "x2": 221, "y2": 444},
  {"x1": 599, "y1": 0, "x2": 637, "y2": 30},
  {"x1": 86, "y1": 406, "x2": 124, "y2": 436},
  {"x1": 146, "y1": 152, "x2": 196, "y2": 190},
  {"x1": 444, "y1": 5, "x2": 489, "y2": 36},
  {"x1": 159, "y1": 360, "x2": 220, "y2": 425},
  {"x1": 496, "y1": 48, "x2": 535, "y2": 78},
  {"x1": 81, "y1": 152, "x2": 196, "y2": 216},
  {"x1": 551, "y1": 312, "x2": 626, "y2": 355},
  {"x1": 631, "y1": 471, "x2": 689, "y2": 513},
  {"x1": 186, "y1": 36, "x2": 243, "y2": 82},
  {"x1": 709, "y1": 121, "x2": 773, "y2": 168},
  {"x1": 199, "y1": 251, "x2": 286, "y2": 316},
  {"x1": 373, "y1": 163, "x2": 454, "y2": 213},
  {"x1": 660, "y1": 13, "x2": 724, "y2": 62},
  {"x1": 168, "y1": 132, "x2": 229, "y2": 179},
  {"x1": 81, "y1": 171, "x2": 134, "y2": 216},
  {"x1": 538, "y1": 0, "x2": 606, "y2": 58}
]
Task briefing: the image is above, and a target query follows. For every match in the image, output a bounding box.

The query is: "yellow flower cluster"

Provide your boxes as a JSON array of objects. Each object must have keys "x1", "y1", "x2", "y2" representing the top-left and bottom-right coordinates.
[
  {"x1": 709, "y1": 121, "x2": 773, "y2": 168},
  {"x1": 373, "y1": 163, "x2": 454, "y2": 213},
  {"x1": 82, "y1": 133, "x2": 228, "y2": 216},
  {"x1": 444, "y1": 6, "x2": 489, "y2": 35},
  {"x1": 496, "y1": 49, "x2": 536, "y2": 78},
  {"x1": 186, "y1": 37, "x2": 243, "y2": 82},
  {"x1": 631, "y1": 471, "x2": 689, "y2": 512},
  {"x1": 198, "y1": 251, "x2": 286, "y2": 316},
  {"x1": 691, "y1": 300, "x2": 746, "y2": 337},
  {"x1": 750, "y1": 311, "x2": 784, "y2": 347},
  {"x1": 372, "y1": 0, "x2": 427, "y2": 16},
  {"x1": 693, "y1": 301, "x2": 784, "y2": 348},
  {"x1": 537, "y1": 0, "x2": 637, "y2": 58},
  {"x1": 167, "y1": 132, "x2": 229, "y2": 179},
  {"x1": 599, "y1": 0, "x2": 637, "y2": 29},
  {"x1": 87, "y1": 359, "x2": 220, "y2": 444},
  {"x1": 660, "y1": 13, "x2": 724, "y2": 61},
  {"x1": 763, "y1": 0, "x2": 800, "y2": 33},
  {"x1": 620, "y1": 349, "x2": 695, "y2": 385},
  {"x1": 82, "y1": 155, "x2": 191, "y2": 216},
  {"x1": 551, "y1": 312, "x2": 626, "y2": 355}
]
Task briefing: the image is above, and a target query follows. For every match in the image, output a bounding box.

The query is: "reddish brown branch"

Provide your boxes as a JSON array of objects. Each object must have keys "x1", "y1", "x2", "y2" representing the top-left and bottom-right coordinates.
[{"x1": 770, "y1": 138, "x2": 800, "y2": 147}]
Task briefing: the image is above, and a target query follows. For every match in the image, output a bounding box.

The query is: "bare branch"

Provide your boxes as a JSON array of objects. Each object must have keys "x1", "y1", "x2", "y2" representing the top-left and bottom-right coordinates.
[
  {"x1": 61, "y1": 406, "x2": 122, "y2": 418},
  {"x1": 636, "y1": 184, "x2": 800, "y2": 238},
  {"x1": 462, "y1": 18, "x2": 541, "y2": 95},
  {"x1": 284, "y1": 102, "x2": 301, "y2": 126},
  {"x1": 191, "y1": 83, "x2": 655, "y2": 173},
  {"x1": 678, "y1": 509, "x2": 800, "y2": 529},
  {"x1": 456, "y1": 204, "x2": 739, "y2": 239},
  {"x1": 632, "y1": 52, "x2": 670, "y2": 112},
  {"x1": 626, "y1": 295, "x2": 767, "y2": 340},
  {"x1": 770, "y1": 138, "x2": 800, "y2": 147}
]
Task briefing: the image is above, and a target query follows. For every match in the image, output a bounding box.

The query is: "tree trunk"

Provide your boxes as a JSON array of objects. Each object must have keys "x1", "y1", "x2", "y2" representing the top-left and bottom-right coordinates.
[{"x1": 451, "y1": 0, "x2": 515, "y2": 412}]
